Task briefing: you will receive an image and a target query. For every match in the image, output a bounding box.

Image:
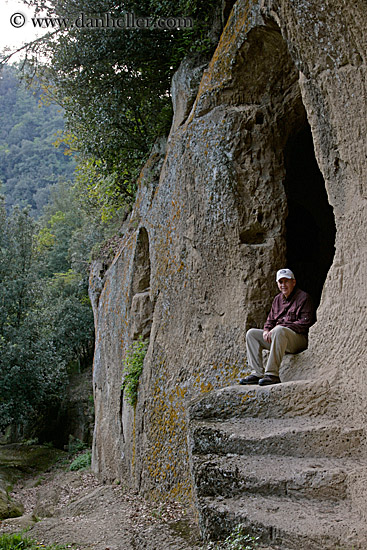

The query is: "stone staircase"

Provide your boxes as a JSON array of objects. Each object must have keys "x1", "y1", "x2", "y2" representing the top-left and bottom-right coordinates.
[{"x1": 187, "y1": 381, "x2": 367, "y2": 549}]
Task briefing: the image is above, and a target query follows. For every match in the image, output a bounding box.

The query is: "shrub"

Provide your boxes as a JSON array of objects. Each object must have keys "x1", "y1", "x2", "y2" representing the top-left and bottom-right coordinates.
[
  {"x1": 67, "y1": 435, "x2": 86, "y2": 455},
  {"x1": 0, "y1": 532, "x2": 71, "y2": 549},
  {"x1": 204, "y1": 524, "x2": 259, "y2": 550},
  {"x1": 69, "y1": 450, "x2": 91, "y2": 471},
  {"x1": 0, "y1": 533, "x2": 27, "y2": 550},
  {"x1": 121, "y1": 336, "x2": 148, "y2": 407}
]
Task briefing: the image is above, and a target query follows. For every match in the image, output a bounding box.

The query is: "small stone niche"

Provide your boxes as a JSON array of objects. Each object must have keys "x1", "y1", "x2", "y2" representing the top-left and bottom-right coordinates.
[{"x1": 129, "y1": 227, "x2": 154, "y2": 340}]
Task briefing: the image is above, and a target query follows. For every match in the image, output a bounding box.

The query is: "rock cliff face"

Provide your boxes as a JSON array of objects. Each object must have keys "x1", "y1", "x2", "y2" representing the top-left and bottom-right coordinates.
[{"x1": 89, "y1": 0, "x2": 367, "y2": 544}]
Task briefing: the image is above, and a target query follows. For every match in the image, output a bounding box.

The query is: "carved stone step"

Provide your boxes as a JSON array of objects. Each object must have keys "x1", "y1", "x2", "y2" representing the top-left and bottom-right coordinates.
[
  {"x1": 188, "y1": 380, "x2": 338, "y2": 421},
  {"x1": 189, "y1": 417, "x2": 364, "y2": 458},
  {"x1": 198, "y1": 493, "x2": 367, "y2": 549},
  {"x1": 193, "y1": 454, "x2": 365, "y2": 500}
]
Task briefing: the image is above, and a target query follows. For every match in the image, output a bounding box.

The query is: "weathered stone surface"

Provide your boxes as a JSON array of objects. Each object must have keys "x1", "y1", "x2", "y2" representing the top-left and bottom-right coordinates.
[
  {"x1": 193, "y1": 454, "x2": 359, "y2": 500},
  {"x1": 199, "y1": 494, "x2": 364, "y2": 549},
  {"x1": 0, "y1": 486, "x2": 23, "y2": 520},
  {"x1": 188, "y1": 380, "x2": 367, "y2": 548},
  {"x1": 0, "y1": 445, "x2": 67, "y2": 521},
  {"x1": 188, "y1": 380, "x2": 339, "y2": 420},
  {"x1": 129, "y1": 291, "x2": 154, "y2": 340},
  {"x1": 190, "y1": 417, "x2": 363, "y2": 458},
  {"x1": 90, "y1": 0, "x2": 367, "y2": 546},
  {"x1": 170, "y1": 54, "x2": 211, "y2": 134}
]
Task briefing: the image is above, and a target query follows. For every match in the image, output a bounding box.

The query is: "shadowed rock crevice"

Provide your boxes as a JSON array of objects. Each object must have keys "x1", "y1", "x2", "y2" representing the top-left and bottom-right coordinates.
[
  {"x1": 239, "y1": 225, "x2": 267, "y2": 245},
  {"x1": 284, "y1": 123, "x2": 336, "y2": 306}
]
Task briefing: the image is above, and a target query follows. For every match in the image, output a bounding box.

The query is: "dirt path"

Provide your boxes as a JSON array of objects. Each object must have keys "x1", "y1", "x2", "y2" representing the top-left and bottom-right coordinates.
[{"x1": 0, "y1": 464, "x2": 202, "y2": 550}]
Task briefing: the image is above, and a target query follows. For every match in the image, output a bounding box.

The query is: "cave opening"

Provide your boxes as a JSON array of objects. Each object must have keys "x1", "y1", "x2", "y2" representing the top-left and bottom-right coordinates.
[{"x1": 283, "y1": 122, "x2": 336, "y2": 307}]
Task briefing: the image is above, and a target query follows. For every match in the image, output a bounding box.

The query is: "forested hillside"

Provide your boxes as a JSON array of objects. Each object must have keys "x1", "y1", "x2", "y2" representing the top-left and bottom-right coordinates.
[
  {"x1": 0, "y1": 184, "x2": 104, "y2": 440},
  {"x1": 0, "y1": 69, "x2": 105, "y2": 442},
  {"x1": 0, "y1": 64, "x2": 75, "y2": 216}
]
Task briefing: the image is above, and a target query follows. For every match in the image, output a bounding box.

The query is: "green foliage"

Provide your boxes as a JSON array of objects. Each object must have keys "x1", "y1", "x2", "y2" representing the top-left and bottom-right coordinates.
[
  {"x1": 74, "y1": 157, "x2": 136, "y2": 223},
  {"x1": 0, "y1": 180, "x2": 99, "y2": 435},
  {"x1": 0, "y1": 532, "x2": 71, "y2": 550},
  {"x1": 204, "y1": 525, "x2": 259, "y2": 550},
  {"x1": 23, "y1": 437, "x2": 39, "y2": 446},
  {"x1": 18, "y1": 0, "x2": 223, "y2": 219},
  {"x1": 0, "y1": 203, "x2": 67, "y2": 430},
  {"x1": 122, "y1": 336, "x2": 149, "y2": 407},
  {"x1": 67, "y1": 435, "x2": 86, "y2": 455},
  {"x1": 66, "y1": 435, "x2": 91, "y2": 473},
  {"x1": 0, "y1": 64, "x2": 76, "y2": 217},
  {"x1": 69, "y1": 449, "x2": 92, "y2": 471}
]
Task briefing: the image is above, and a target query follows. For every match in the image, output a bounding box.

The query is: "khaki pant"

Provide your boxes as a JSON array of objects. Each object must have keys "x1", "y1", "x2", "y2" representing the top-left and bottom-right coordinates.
[{"x1": 246, "y1": 326, "x2": 308, "y2": 377}]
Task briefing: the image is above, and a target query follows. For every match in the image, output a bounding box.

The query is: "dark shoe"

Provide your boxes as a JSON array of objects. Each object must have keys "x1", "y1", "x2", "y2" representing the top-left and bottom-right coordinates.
[
  {"x1": 239, "y1": 374, "x2": 261, "y2": 385},
  {"x1": 258, "y1": 374, "x2": 281, "y2": 386}
]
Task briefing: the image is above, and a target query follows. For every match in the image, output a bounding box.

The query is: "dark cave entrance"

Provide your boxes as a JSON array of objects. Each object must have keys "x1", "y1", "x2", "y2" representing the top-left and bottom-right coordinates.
[{"x1": 283, "y1": 122, "x2": 336, "y2": 307}]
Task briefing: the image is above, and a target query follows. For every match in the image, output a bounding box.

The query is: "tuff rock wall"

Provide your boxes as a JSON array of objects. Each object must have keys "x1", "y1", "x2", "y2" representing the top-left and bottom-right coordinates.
[{"x1": 89, "y1": 0, "x2": 367, "y2": 506}]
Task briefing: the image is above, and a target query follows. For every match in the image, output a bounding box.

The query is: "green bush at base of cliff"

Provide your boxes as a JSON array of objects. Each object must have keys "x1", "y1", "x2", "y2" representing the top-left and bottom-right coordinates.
[
  {"x1": 0, "y1": 532, "x2": 71, "y2": 549},
  {"x1": 122, "y1": 336, "x2": 149, "y2": 407},
  {"x1": 67, "y1": 435, "x2": 87, "y2": 455},
  {"x1": 204, "y1": 524, "x2": 259, "y2": 550},
  {"x1": 69, "y1": 450, "x2": 92, "y2": 471}
]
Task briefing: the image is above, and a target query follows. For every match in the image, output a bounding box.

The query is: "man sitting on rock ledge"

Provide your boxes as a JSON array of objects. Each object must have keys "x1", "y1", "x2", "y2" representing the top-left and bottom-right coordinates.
[{"x1": 240, "y1": 268, "x2": 315, "y2": 386}]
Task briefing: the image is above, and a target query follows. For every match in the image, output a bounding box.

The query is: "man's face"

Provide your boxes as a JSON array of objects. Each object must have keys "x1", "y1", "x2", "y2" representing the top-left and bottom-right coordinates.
[{"x1": 277, "y1": 277, "x2": 296, "y2": 298}]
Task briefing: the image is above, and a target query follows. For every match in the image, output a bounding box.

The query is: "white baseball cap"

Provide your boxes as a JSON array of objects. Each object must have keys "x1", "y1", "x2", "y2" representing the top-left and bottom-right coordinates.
[{"x1": 276, "y1": 268, "x2": 295, "y2": 282}]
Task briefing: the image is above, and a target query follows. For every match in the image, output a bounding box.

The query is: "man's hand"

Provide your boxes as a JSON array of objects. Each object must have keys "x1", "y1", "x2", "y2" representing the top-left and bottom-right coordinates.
[{"x1": 263, "y1": 330, "x2": 272, "y2": 344}]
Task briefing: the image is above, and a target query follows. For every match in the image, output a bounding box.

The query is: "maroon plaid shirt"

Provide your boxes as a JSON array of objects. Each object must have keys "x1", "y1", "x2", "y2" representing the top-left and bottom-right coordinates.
[{"x1": 264, "y1": 287, "x2": 315, "y2": 336}]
